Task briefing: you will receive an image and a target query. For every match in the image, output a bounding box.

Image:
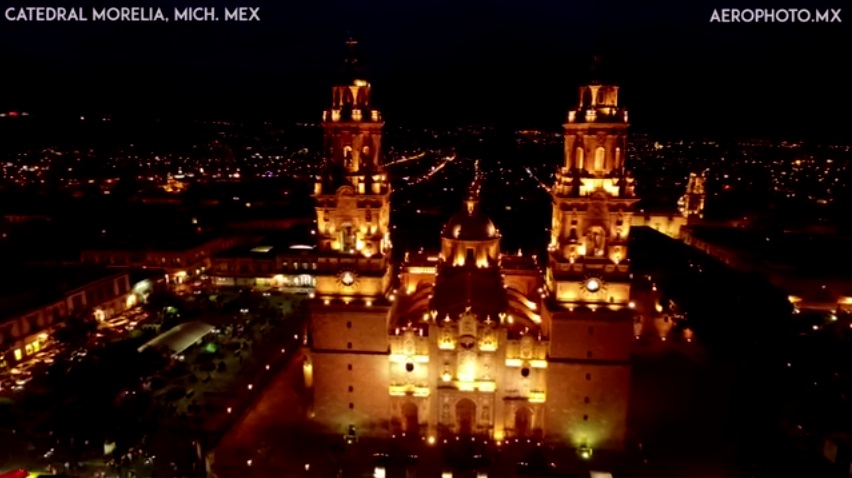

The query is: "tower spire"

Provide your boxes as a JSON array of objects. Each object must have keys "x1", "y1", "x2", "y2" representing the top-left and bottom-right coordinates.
[
  {"x1": 465, "y1": 178, "x2": 482, "y2": 214},
  {"x1": 344, "y1": 35, "x2": 359, "y2": 68},
  {"x1": 590, "y1": 54, "x2": 603, "y2": 84}
]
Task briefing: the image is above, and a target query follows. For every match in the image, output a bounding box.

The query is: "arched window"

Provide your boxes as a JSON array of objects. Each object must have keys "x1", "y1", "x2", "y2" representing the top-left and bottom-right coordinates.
[
  {"x1": 594, "y1": 147, "x2": 606, "y2": 171},
  {"x1": 575, "y1": 147, "x2": 584, "y2": 170},
  {"x1": 615, "y1": 147, "x2": 621, "y2": 169}
]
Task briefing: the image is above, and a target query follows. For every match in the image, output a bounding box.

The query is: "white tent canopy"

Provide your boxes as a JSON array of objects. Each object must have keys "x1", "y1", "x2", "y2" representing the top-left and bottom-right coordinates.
[{"x1": 138, "y1": 320, "x2": 215, "y2": 355}]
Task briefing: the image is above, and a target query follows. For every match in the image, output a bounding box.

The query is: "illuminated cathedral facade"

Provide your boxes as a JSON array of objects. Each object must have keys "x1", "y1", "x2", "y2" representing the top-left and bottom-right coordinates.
[{"x1": 305, "y1": 43, "x2": 633, "y2": 452}]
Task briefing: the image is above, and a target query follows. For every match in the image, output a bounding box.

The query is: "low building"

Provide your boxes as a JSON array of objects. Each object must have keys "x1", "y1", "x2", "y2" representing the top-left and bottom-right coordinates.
[
  {"x1": 81, "y1": 235, "x2": 242, "y2": 286},
  {"x1": 631, "y1": 213, "x2": 686, "y2": 239},
  {"x1": 0, "y1": 267, "x2": 139, "y2": 368},
  {"x1": 682, "y1": 225, "x2": 852, "y2": 312},
  {"x1": 209, "y1": 227, "x2": 319, "y2": 292}
]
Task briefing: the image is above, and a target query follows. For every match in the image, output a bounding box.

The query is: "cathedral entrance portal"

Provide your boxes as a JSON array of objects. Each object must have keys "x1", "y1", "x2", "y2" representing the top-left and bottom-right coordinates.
[
  {"x1": 514, "y1": 407, "x2": 531, "y2": 437},
  {"x1": 456, "y1": 398, "x2": 476, "y2": 435},
  {"x1": 402, "y1": 402, "x2": 419, "y2": 434}
]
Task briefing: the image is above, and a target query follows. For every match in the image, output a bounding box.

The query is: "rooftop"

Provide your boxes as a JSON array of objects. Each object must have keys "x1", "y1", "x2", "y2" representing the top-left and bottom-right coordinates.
[
  {"x1": 686, "y1": 226, "x2": 852, "y2": 276},
  {"x1": 0, "y1": 265, "x2": 127, "y2": 322},
  {"x1": 216, "y1": 226, "x2": 317, "y2": 258},
  {"x1": 138, "y1": 320, "x2": 215, "y2": 355}
]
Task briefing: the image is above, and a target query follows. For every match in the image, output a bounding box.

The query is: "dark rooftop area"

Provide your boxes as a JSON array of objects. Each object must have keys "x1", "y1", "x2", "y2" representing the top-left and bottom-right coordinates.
[
  {"x1": 686, "y1": 226, "x2": 852, "y2": 276},
  {"x1": 0, "y1": 265, "x2": 126, "y2": 322},
  {"x1": 216, "y1": 226, "x2": 317, "y2": 258}
]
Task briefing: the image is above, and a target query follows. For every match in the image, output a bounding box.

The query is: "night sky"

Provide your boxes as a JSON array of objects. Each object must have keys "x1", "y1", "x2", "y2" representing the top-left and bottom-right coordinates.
[{"x1": 2, "y1": 0, "x2": 850, "y2": 137}]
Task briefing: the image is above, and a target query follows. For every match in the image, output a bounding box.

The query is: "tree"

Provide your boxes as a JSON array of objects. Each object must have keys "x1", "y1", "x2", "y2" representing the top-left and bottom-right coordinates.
[
  {"x1": 143, "y1": 290, "x2": 183, "y2": 323},
  {"x1": 53, "y1": 312, "x2": 98, "y2": 348}
]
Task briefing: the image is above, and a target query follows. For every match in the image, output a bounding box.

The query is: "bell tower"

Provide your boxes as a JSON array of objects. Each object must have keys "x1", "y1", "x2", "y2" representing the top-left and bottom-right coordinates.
[
  {"x1": 541, "y1": 59, "x2": 635, "y2": 452},
  {"x1": 307, "y1": 38, "x2": 393, "y2": 439},
  {"x1": 546, "y1": 63, "x2": 636, "y2": 304},
  {"x1": 313, "y1": 37, "x2": 392, "y2": 298},
  {"x1": 678, "y1": 170, "x2": 707, "y2": 222}
]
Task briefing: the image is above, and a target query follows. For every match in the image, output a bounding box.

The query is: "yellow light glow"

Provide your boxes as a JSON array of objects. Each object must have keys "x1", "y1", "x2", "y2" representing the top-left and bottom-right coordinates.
[
  {"x1": 528, "y1": 391, "x2": 546, "y2": 403},
  {"x1": 478, "y1": 381, "x2": 496, "y2": 392},
  {"x1": 457, "y1": 382, "x2": 475, "y2": 392},
  {"x1": 530, "y1": 359, "x2": 547, "y2": 369},
  {"x1": 428, "y1": 436, "x2": 436, "y2": 445},
  {"x1": 390, "y1": 354, "x2": 429, "y2": 364},
  {"x1": 354, "y1": 80, "x2": 368, "y2": 87},
  {"x1": 519, "y1": 297, "x2": 538, "y2": 310},
  {"x1": 493, "y1": 430, "x2": 505, "y2": 441},
  {"x1": 505, "y1": 358, "x2": 523, "y2": 367},
  {"x1": 441, "y1": 371, "x2": 452, "y2": 382},
  {"x1": 414, "y1": 386, "x2": 430, "y2": 397}
]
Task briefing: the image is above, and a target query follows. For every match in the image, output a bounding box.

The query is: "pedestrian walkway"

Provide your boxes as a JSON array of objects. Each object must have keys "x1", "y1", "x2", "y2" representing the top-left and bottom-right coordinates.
[{"x1": 212, "y1": 350, "x2": 312, "y2": 477}]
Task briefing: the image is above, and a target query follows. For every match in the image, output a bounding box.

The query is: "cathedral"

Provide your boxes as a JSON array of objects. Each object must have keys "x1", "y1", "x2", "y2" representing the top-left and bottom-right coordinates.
[{"x1": 305, "y1": 42, "x2": 634, "y2": 452}]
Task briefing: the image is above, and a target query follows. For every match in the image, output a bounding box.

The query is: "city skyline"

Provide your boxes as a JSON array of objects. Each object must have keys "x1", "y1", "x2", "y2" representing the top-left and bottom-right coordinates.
[
  {"x1": 0, "y1": 18, "x2": 851, "y2": 477},
  {"x1": 2, "y1": 0, "x2": 850, "y2": 137}
]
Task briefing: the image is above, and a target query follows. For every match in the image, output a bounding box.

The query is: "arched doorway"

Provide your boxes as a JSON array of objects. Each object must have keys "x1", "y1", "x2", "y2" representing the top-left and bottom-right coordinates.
[
  {"x1": 402, "y1": 402, "x2": 419, "y2": 434},
  {"x1": 594, "y1": 147, "x2": 606, "y2": 172},
  {"x1": 515, "y1": 407, "x2": 531, "y2": 437},
  {"x1": 456, "y1": 398, "x2": 476, "y2": 435}
]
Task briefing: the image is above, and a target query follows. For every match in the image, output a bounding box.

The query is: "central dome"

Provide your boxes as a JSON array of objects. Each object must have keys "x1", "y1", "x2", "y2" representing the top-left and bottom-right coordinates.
[{"x1": 441, "y1": 196, "x2": 498, "y2": 241}]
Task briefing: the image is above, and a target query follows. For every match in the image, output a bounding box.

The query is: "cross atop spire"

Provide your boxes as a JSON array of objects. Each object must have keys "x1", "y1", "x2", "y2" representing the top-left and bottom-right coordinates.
[
  {"x1": 590, "y1": 54, "x2": 603, "y2": 84},
  {"x1": 344, "y1": 35, "x2": 359, "y2": 67}
]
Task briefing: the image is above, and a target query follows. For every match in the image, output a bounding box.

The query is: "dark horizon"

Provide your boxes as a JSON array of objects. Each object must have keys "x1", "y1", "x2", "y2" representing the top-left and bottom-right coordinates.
[{"x1": 1, "y1": 0, "x2": 850, "y2": 138}]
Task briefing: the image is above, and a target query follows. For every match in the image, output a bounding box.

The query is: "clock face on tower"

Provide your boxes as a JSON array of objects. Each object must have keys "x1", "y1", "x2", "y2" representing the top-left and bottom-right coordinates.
[
  {"x1": 340, "y1": 271, "x2": 356, "y2": 287},
  {"x1": 584, "y1": 277, "x2": 602, "y2": 293}
]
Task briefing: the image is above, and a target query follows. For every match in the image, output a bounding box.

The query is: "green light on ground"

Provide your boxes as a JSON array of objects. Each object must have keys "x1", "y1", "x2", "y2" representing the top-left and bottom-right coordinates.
[{"x1": 204, "y1": 342, "x2": 218, "y2": 353}]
